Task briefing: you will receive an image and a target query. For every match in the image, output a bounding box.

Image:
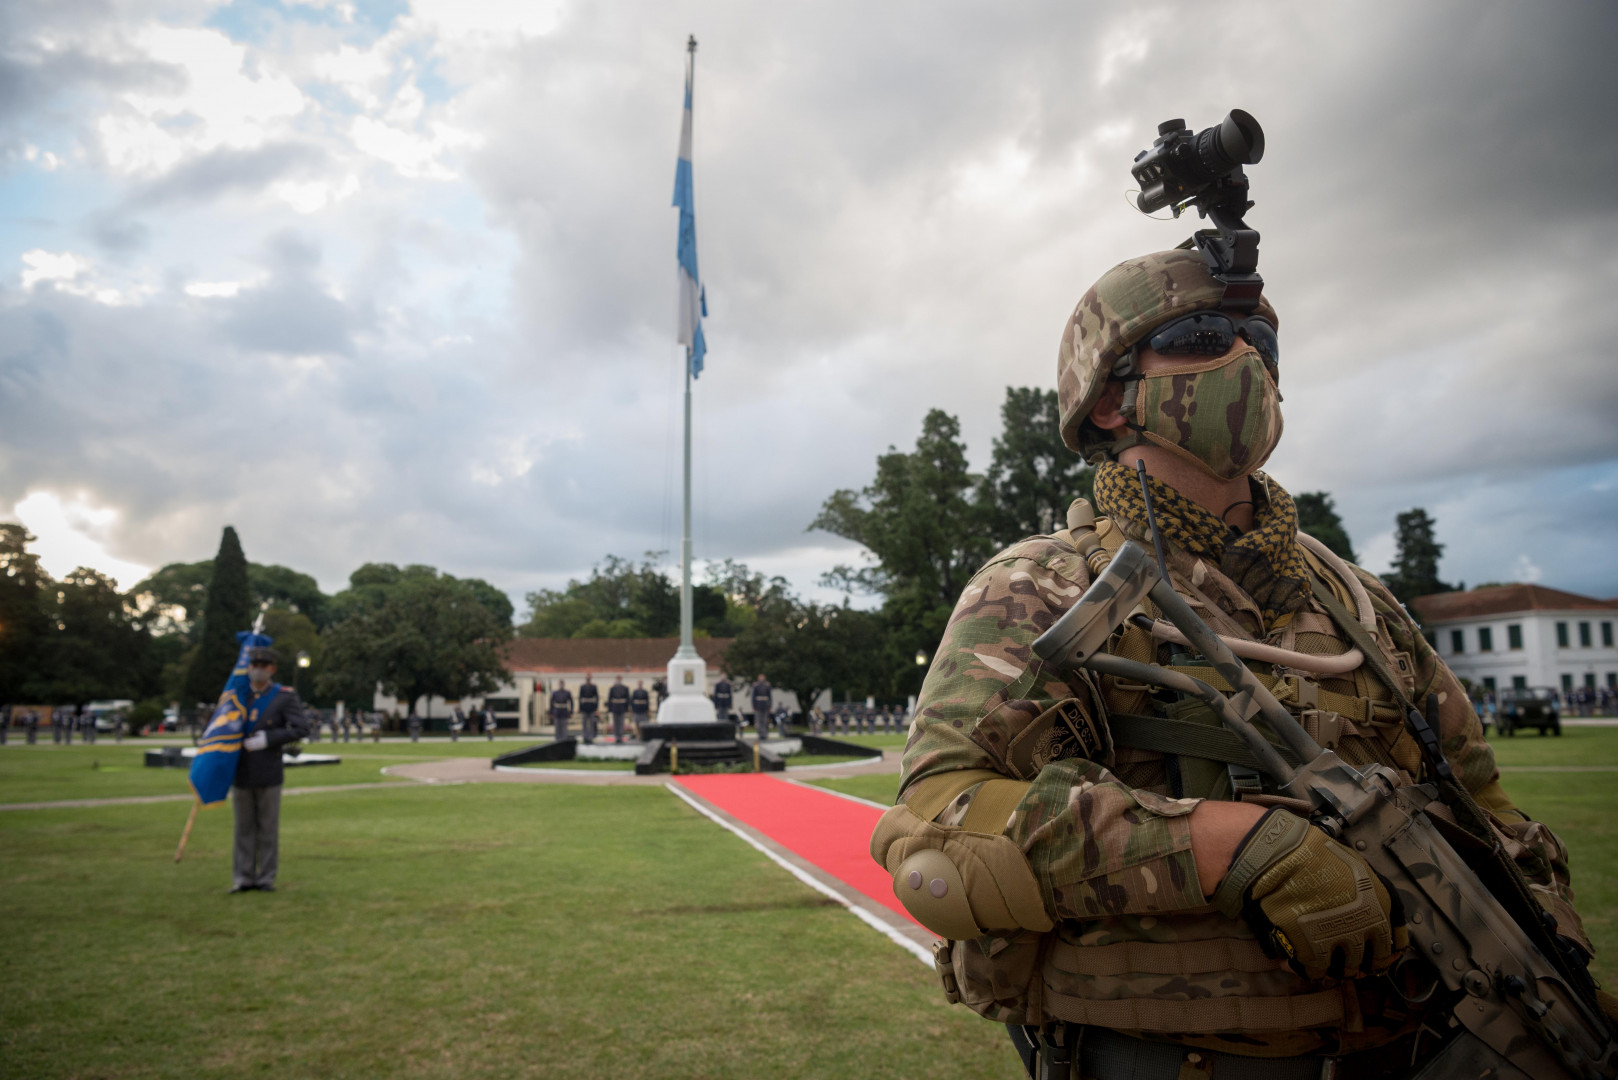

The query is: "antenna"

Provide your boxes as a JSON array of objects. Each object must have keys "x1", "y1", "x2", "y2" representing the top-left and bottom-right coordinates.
[{"x1": 1135, "y1": 460, "x2": 1171, "y2": 583}]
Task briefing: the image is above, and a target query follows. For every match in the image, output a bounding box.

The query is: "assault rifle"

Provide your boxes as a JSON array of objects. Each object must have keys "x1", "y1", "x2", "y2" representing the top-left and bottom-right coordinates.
[{"x1": 1031, "y1": 534, "x2": 1618, "y2": 1079}]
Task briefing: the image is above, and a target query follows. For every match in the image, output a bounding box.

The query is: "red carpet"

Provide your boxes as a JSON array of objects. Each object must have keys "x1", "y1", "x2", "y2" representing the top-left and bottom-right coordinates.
[{"x1": 675, "y1": 774, "x2": 915, "y2": 926}]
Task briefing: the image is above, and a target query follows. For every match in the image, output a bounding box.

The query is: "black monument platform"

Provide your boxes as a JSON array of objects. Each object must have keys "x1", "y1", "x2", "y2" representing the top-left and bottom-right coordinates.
[{"x1": 634, "y1": 722, "x2": 778, "y2": 774}]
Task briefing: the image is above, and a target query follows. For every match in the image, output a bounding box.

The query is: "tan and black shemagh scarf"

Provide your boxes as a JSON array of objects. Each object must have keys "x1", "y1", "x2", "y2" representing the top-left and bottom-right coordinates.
[{"x1": 1092, "y1": 460, "x2": 1312, "y2": 626}]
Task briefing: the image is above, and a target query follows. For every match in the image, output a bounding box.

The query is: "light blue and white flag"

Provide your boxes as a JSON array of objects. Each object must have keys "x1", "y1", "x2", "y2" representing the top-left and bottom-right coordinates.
[{"x1": 673, "y1": 43, "x2": 707, "y2": 378}]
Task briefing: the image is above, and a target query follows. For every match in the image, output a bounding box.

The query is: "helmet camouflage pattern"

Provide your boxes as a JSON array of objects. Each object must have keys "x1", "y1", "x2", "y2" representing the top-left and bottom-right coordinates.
[{"x1": 1056, "y1": 248, "x2": 1279, "y2": 458}]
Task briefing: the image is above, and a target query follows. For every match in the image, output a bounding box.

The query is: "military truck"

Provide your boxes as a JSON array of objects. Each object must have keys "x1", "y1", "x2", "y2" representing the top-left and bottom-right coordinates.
[{"x1": 1498, "y1": 685, "x2": 1561, "y2": 737}]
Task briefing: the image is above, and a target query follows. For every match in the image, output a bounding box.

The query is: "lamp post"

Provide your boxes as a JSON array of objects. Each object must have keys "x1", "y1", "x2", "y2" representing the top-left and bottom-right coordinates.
[
  {"x1": 296, "y1": 650, "x2": 310, "y2": 700},
  {"x1": 915, "y1": 650, "x2": 928, "y2": 668}
]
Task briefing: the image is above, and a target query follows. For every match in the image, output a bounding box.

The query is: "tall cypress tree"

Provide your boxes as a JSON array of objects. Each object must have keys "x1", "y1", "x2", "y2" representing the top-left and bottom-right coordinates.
[
  {"x1": 182, "y1": 526, "x2": 255, "y2": 705},
  {"x1": 1380, "y1": 508, "x2": 1455, "y2": 605}
]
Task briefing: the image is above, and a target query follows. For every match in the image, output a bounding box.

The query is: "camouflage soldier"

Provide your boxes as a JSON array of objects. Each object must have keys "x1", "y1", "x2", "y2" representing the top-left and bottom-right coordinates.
[{"x1": 871, "y1": 249, "x2": 1591, "y2": 1078}]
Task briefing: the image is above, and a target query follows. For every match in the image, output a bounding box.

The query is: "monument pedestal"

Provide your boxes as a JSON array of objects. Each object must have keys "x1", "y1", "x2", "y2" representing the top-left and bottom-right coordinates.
[{"x1": 655, "y1": 653, "x2": 714, "y2": 725}]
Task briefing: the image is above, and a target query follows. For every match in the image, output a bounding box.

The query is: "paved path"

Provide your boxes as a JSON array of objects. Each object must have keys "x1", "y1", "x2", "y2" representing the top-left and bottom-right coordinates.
[
  {"x1": 0, "y1": 747, "x2": 904, "y2": 811},
  {"x1": 0, "y1": 780, "x2": 422, "y2": 812}
]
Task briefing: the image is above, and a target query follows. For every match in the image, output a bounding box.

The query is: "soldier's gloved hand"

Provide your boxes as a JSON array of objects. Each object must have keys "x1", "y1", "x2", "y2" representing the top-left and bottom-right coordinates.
[
  {"x1": 1212, "y1": 809, "x2": 1407, "y2": 981},
  {"x1": 244, "y1": 732, "x2": 268, "y2": 751}
]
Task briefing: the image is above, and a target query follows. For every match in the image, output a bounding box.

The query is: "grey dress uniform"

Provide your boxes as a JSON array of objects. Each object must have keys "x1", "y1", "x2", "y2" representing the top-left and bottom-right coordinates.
[{"x1": 233, "y1": 683, "x2": 311, "y2": 890}]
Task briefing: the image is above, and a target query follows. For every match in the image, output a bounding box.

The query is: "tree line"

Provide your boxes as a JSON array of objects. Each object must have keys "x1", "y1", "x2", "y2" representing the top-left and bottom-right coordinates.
[
  {"x1": 736, "y1": 387, "x2": 1458, "y2": 709},
  {"x1": 0, "y1": 524, "x2": 515, "y2": 729},
  {"x1": 0, "y1": 386, "x2": 1458, "y2": 725}
]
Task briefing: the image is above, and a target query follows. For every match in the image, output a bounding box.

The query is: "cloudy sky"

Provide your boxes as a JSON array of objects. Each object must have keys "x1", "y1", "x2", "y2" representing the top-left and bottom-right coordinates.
[{"x1": 3, "y1": 0, "x2": 1616, "y2": 613}]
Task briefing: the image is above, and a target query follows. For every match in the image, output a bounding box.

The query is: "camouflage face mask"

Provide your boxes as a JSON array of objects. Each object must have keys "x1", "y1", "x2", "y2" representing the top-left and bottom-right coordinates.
[{"x1": 1130, "y1": 348, "x2": 1284, "y2": 481}]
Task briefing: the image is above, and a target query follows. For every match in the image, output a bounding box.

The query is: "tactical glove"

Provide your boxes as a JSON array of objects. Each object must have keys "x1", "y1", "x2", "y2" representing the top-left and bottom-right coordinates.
[{"x1": 1212, "y1": 809, "x2": 1407, "y2": 981}]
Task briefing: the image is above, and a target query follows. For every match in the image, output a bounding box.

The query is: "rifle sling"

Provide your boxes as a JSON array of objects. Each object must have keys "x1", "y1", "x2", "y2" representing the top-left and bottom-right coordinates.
[{"x1": 1108, "y1": 713, "x2": 1302, "y2": 771}]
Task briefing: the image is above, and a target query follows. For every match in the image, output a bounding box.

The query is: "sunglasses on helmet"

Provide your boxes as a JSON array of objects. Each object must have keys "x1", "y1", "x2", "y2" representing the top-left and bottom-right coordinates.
[{"x1": 1146, "y1": 311, "x2": 1278, "y2": 372}]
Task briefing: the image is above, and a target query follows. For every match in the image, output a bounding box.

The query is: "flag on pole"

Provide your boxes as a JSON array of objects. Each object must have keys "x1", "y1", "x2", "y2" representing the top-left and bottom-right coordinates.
[
  {"x1": 188, "y1": 628, "x2": 275, "y2": 807},
  {"x1": 674, "y1": 39, "x2": 707, "y2": 378}
]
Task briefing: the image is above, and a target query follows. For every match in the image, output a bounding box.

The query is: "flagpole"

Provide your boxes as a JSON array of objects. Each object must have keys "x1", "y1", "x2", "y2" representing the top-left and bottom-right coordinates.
[{"x1": 676, "y1": 33, "x2": 697, "y2": 663}]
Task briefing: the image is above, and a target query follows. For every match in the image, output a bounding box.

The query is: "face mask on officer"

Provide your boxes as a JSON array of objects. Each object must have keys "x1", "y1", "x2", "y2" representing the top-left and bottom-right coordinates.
[{"x1": 1125, "y1": 345, "x2": 1284, "y2": 481}]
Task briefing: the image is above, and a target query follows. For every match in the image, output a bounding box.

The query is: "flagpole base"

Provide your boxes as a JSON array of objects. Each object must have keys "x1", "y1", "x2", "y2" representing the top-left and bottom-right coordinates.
[{"x1": 655, "y1": 653, "x2": 712, "y2": 725}]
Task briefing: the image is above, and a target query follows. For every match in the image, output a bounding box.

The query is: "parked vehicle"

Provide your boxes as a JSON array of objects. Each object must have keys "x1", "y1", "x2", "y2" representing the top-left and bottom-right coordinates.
[
  {"x1": 1497, "y1": 686, "x2": 1561, "y2": 737},
  {"x1": 86, "y1": 700, "x2": 134, "y2": 732}
]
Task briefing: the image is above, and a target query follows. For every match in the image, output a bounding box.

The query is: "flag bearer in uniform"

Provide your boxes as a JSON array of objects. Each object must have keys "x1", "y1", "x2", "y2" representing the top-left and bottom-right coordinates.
[{"x1": 230, "y1": 647, "x2": 310, "y2": 893}]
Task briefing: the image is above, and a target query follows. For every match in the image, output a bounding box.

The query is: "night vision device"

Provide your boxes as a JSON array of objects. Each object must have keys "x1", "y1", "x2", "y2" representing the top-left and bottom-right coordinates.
[{"x1": 1131, "y1": 110, "x2": 1266, "y2": 312}]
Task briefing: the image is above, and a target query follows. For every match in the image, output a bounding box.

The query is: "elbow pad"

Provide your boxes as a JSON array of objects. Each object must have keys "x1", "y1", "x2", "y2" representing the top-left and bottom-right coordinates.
[{"x1": 870, "y1": 795, "x2": 1053, "y2": 941}]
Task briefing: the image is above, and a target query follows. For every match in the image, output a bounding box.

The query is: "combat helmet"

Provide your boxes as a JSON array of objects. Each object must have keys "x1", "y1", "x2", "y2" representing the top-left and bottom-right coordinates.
[{"x1": 1056, "y1": 248, "x2": 1279, "y2": 461}]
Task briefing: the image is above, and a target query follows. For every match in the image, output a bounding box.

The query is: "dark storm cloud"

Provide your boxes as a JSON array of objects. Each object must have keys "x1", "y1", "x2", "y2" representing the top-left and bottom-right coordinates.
[{"x1": 1, "y1": 0, "x2": 1614, "y2": 605}]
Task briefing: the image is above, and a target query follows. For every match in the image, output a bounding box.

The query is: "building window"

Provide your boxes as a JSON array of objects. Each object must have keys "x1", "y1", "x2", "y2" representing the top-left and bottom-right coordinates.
[
  {"x1": 1508, "y1": 624, "x2": 1523, "y2": 650},
  {"x1": 1585, "y1": 673, "x2": 1597, "y2": 691},
  {"x1": 1603, "y1": 622, "x2": 1614, "y2": 648},
  {"x1": 1479, "y1": 627, "x2": 1494, "y2": 652},
  {"x1": 1557, "y1": 622, "x2": 1569, "y2": 648},
  {"x1": 1580, "y1": 622, "x2": 1592, "y2": 648},
  {"x1": 1561, "y1": 673, "x2": 1574, "y2": 694},
  {"x1": 1608, "y1": 673, "x2": 1617, "y2": 690},
  {"x1": 1512, "y1": 675, "x2": 1527, "y2": 691},
  {"x1": 1483, "y1": 676, "x2": 1497, "y2": 692},
  {"x1": 1450, "y1": 629, "x2": 1464, "y2": 654}
]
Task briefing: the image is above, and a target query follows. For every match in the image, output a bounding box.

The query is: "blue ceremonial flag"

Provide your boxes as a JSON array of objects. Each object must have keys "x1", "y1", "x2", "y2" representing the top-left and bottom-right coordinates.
[
  {"x1": 673, "y1": 40, "x2": 707, "y2": 378},
  {"x1": 188, "y1": 629, "x2": 275, "y2": 807}
]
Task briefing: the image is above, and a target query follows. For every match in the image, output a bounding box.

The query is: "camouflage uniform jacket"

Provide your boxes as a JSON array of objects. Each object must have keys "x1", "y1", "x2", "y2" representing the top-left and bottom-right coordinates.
[{"x1": 899, "y1": 507, "x2": 1584, "y2": 1055}]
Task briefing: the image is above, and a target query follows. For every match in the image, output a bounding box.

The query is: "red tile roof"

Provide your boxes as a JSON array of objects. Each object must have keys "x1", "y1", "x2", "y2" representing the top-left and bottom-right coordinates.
[
  {"x1": 1410, "y1": 584, "x2": 1618, "y2": 623},
  {"x1": 500, "y1": 637, "x2": 734, "y2": 673}
]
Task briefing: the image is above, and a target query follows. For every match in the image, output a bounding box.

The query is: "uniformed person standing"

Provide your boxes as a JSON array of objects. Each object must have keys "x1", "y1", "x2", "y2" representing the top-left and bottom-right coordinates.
[
  {"x1": 630, "y1": 680, "x2": 650, "y2": 738},
  {"x1": 750, "y1": 675, "x2": 772, "y2": 739},
  {"x1": 577, "y1": 674, "x2": 600, "y2": 745},
  {"x1": 874, "y1": 248, "x2": 1594, "y2": 1079},
  {"x1": 406, "y1": 705, "x2": 422, "y2": 742},
  {"x1": 482, "y1": 706, "x2": 497, "y2": 740},
  {"x1": 712, "y1": 674, "x2": 734, "y2": 723},
  {"x1": 549, "y1": 680, "x2": 574, "y2": 740},
  {"x1": 606, "y1": 676, "x2": 630, "y2": 743},
  {"x1": 450, "y1": 705, "x2": 465, "y2": 743},
  {"x1": 230, "y1": 647, "x2": 311, "y2": 893}
]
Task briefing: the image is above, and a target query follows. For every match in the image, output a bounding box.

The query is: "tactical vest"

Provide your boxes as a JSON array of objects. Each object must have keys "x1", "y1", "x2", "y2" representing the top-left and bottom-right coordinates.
[{"x1": 926, "y1": 506, "x2": 1435, "y2": 1050}]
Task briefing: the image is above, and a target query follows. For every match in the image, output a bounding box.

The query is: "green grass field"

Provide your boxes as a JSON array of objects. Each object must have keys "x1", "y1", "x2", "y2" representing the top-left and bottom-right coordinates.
[
  {"x1": 0, "y1": 741, "x2": 514, "y2": 804},
  {"x1": 1, "y1": 780, "x2": 1021, "y2": 1079},
  {"x1": 2, "y1": 727, "x2": 1614, "y2": 1077}
]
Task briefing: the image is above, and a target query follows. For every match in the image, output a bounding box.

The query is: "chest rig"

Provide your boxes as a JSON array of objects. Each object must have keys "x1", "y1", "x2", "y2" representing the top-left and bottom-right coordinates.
[{"x1": 1061, "y1": 499, "x2": 1425, "y2": 804}]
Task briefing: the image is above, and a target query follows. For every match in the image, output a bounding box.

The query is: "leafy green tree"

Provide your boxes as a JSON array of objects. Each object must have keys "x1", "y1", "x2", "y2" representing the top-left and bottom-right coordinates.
[
  {"x1": 34, "y1": 568, "x2": 160, "y2": 705},
  {"x1": 1293, "y1": 492, "x2": 1358, "y2": 563},
  {"x1": 1381, "y1": 508, "x2": 1456, "y2": 605},
  {"x1": 812, "y1": 409, "x2": 991, "y2": 694},
  {"x1": 978, "y1": 387, "x2": 1093, "y2": 546},
  {"x1": 317, "y1": 571, "x2": 512, "y2": 716},
  {"x1": 134, "y1": 558, "x2": 331, "y2": 637},
  {"x1": 723, "y1": 590, "x2": 886, "y2": 718},
  {"x1": 181, "y1": 527, "x2": 254, "y2": 706},
  {"x1": 0, "y1": 524, "x2": 52, "y2": 705},
  {"x1": 249, "y1": 563, "x2": 328, "y2": 626},
  {"x1": 260, "y1": 606, "x2": 323, "y2": 701},
  {"x1": 521, "y1": 553, "x2": 726, "y2": 639}
]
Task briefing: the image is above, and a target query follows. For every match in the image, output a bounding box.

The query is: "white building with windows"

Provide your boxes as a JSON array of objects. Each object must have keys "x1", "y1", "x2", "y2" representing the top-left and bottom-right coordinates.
[{"x1": 1410, "y1": 584, "x2": 1618, "y2": 697}]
